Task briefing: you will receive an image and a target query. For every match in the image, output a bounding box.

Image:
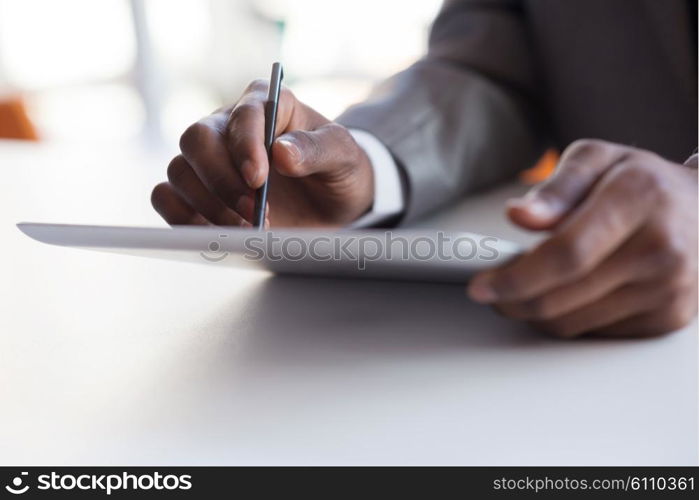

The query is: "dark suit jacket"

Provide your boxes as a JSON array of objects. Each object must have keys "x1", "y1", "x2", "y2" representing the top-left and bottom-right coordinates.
[{"x1": 338, "y1": 0, "x2": 697, "y2": 222}]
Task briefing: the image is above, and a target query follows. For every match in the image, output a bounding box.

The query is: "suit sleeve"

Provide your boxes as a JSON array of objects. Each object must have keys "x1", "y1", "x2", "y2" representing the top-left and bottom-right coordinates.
[{"x1": 337, "y1": 0, "x2": 548, "y2": 222}]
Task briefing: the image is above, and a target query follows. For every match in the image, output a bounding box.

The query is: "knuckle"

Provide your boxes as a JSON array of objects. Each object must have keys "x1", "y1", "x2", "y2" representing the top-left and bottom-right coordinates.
[
  {"x1": 648, "y1": 228, "x2": 690, "y2": 274},
  {"x1": 150, "y1": 182, "x2": 171, "y2": 209},
  {"x1": 660, "y1": 298, "x2": 695, "y2": 333},
  {"x1": 326, "y1": 123, "x2": 360, "y2": 163},
  {"x1": 628, "y1": 147, "x2": 661, "y2": 164},
  {"x1": 666, "y1": 245, "x2": 691, "y2": 277},
  {"x1": 166, "y1": 156, "x2": 189, "y2": 184},
  {"x1": 668, "y1": 269, "x2": 695, "y2": 295},
  {"x1": 664, "y1": 264, "x2": 696, "y2": 296},
  {"x1": 228, "y1": 102, "x2": 257, "y2": 124},
  {"x1": 245, "y1": 78, "x2": 268, "y2": 93},
  {"x1": 324, "y1": 122, "x2": 350, "y2": 141},
  {"x1": 612, "y1": 156, "x2": 673, "y2": 203},
  {"x1": 613, "y1": 161, "x2": 657, "y2": 191},
  {"x1": 550, "y1": 235, "x2": 590, "y2": 276},
  {"x1": 564, "y1": 138, "x2": 606, "y2": 159},
  {"x1": 179, "y1": 122, "x2": 206, "y2": 156}
]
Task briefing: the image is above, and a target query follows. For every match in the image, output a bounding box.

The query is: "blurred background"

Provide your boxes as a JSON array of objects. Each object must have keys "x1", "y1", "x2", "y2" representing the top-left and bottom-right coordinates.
[{"x1": 0, "y1": 0, "x2": 442, "y2": 149}]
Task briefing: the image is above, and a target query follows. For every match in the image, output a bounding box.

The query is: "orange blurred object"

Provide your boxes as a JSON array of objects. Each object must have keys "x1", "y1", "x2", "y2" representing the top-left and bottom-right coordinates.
[
  {"x1": 520, "y1": 148, "x2": 558, "y2": 184},
  {"x1": 0, "y1": 96, "x2": 39, "y2": 140}
]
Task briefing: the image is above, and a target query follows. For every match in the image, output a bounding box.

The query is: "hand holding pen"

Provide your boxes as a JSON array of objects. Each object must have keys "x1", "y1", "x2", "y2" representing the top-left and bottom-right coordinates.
[{"x1": 152, "y1": 63, "x2": 375, "y2": 229}]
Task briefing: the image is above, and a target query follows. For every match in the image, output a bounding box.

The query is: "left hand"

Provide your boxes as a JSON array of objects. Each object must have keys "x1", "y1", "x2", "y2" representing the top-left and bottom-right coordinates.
[{"x1": 467, "y1": 139, "x2": 698, "y2": 338}]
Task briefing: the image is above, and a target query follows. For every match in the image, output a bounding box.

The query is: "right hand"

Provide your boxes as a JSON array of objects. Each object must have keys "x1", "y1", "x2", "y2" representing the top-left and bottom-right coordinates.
[{"x1": 151, "y1": 79, "x2": 374, "y2": 228}]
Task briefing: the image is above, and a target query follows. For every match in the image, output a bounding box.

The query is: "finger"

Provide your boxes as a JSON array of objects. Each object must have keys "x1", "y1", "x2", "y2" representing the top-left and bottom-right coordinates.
[
  {"x1": 589, "y1": 303, "x2": 696, "y2": 338},
  {"x1": 507, "y1": 139, "x2": 629, "y2": 230},
  {"x1": 151, "y1": 182, "x2": 209, "y2": 226},
  {"x1": 273, "y1": 123, "x2": 361, "y2": 179},
  {"x1": 228, "y1": 194, "x2": 256, "y2": 223},
  {"x1": 226, "y1": 82, "x2": 328, "y2": 189},
  {"x1": 586, "y1": 312, "x2": 672, "y2": 338},
  {"x1": 590, "y1": 275, "x2": 697, "y2": 338},
  {"x1": 531, "y1": 281, "x2": 672, "y2": 339},
  {"x1": 179, "y1": 114, "x2": 250, "y2": 210},
  {"x1": 496, "y1": 229, "x2": 668, "y2": 320},
  {"x1": 225, "y1": 98, "x2": 268, "y2": 189},
  {"x1": 167, "y1": 155, "x2": 250, "y2": 227},
  {"x1": 469, "y1": 161, "x2": 654, "y2": 303}
]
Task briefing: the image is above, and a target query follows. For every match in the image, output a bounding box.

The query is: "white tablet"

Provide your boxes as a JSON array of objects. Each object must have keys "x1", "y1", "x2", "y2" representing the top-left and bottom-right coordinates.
[{"x1": 17, "y1": 223, "x2": 521, "y2": 283}]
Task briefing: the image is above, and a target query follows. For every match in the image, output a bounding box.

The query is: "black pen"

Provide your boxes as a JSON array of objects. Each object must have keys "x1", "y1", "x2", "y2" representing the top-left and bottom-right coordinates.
[{"x1": 253, "y1": 62, "x2": 284, "y2": 230}]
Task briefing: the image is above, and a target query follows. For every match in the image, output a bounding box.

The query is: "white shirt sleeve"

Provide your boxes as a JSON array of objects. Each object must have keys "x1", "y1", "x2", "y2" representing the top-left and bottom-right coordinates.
[{"x1": 347, "y1": 128, "x2": 405, "y2": 227}]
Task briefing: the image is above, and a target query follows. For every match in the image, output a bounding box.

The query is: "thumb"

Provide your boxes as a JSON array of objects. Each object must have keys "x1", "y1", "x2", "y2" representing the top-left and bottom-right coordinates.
[
  {"x1": 507, "y1": 140, "x2": 627, "y2": 230},
  {"x1": 272, "y1": 124, "x2": 359, "y2": 179}
]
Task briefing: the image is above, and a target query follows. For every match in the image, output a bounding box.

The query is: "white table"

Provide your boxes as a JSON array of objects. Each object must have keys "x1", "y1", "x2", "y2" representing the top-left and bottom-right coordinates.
[{"x1": 1, "y1": 140, "x2": 696, "y2": 465}]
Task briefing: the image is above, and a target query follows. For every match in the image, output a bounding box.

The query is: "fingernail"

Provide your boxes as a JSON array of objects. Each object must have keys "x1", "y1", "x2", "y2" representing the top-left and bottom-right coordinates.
[
  {"x1": 277, "y1": 137, "x2": 302, "y2": 163},
  {"x1": 525, "y1": 198, "x2": 555, "y2": 218},
  {"x1": 241, "y1": 160, "x2": 258, "y2": 187},
  {"x1": 516, "y1": 193, "x2": 561, "y2": 219},
  {"x1": 467, "y1": 278, "x2": 498, "y2": 304}
]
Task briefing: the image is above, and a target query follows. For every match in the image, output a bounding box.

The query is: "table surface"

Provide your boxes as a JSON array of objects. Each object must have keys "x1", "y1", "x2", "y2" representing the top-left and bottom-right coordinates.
[{"x1": 1, "y1": 139, "x2": 696, "y2": 465}]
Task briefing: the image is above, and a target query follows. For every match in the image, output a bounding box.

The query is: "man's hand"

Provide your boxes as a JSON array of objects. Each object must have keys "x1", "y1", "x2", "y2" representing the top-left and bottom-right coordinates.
[
  {"x1": 468, "y1": 139, "x2": 698, "y2": 338},
  {"x1": 151, "y1": 80, "x2": 374, "y2": 227}
]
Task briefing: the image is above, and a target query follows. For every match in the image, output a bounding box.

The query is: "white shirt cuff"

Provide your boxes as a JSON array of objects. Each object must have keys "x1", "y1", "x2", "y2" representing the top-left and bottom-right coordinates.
[{"x1": 347, "y1": 129, "x2": 405, "y2": 227}]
